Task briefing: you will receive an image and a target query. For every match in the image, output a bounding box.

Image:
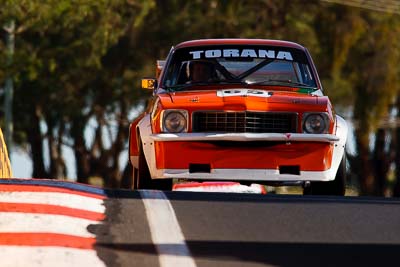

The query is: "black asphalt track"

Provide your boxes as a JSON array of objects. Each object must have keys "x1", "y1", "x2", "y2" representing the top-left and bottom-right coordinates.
[{"x1": 91, "y1": 190, "x2": 400, "y2": 267}]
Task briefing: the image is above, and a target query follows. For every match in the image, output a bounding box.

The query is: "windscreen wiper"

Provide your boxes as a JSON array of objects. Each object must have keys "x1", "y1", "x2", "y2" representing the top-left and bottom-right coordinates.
[
  {"x1": 213, "y1": 80, "x2": 248, "y2": 85},
  {"x1": 165, "y1": 80, "x2": 249, "y2": 91},
  {"x1": 248, "y1": 79, "x2": 317, "y2": 89},
  {"x1": 164, "y1": 82, "x2": 213, "y2": 91}
]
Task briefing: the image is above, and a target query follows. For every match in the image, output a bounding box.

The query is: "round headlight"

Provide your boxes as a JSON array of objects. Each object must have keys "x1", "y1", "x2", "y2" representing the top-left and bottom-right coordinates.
[
  {"x1": 163, "y1": 111, "x2": 187, "y2": 133},
  {"x1": 303, "y1": 114, "x2": 327, "y2": 134}
]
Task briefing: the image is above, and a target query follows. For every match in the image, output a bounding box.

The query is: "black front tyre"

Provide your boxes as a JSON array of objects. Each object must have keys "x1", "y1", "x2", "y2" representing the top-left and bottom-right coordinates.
[
  {"x1": 134, "y1": 142, "x2": 172, "y2": 191},
  {"x1": 303, "y1": 155, "x2": 346, "y2": 196}
]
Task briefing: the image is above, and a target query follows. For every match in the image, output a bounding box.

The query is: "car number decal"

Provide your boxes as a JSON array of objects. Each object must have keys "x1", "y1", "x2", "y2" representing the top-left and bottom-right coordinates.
[{"x1": 217, "y1": 89, "x2": 273, "y2": 98}]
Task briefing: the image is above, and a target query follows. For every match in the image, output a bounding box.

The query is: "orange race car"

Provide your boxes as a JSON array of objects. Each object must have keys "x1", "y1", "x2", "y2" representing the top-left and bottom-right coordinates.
[{"x1": 129, "y1": 39, "x2": 348, "y2": 195}]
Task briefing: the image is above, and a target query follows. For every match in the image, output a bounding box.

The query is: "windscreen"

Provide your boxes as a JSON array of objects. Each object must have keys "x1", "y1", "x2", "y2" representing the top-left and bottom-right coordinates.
[{"x1": 162, "y1": 45, "x2": 317, "y2": 90}]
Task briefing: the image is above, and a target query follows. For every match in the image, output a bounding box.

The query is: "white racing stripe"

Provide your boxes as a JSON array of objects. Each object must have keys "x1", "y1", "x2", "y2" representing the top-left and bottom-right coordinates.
[
  {"x1": 0, "y1": 192, "x2": 105, "y2": 213},
  {"x1": 0, "y1": 246, "x2": 106, "y2": 267},
  {"x1": 140, "y1": 190, "x2": 197, "y2": 267},
  {"x1": 0, "y1": 212, "x2": 98, "y2": 238}
]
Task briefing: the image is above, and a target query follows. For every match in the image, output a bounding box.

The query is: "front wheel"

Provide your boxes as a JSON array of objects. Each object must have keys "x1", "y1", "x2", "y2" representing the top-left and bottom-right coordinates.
[
  {"x1": 303, "y1": 154, "x2": 346, "y2": 196},
  {"x1": 133, "y1": 142, "x2": 172, "y2": 191}
]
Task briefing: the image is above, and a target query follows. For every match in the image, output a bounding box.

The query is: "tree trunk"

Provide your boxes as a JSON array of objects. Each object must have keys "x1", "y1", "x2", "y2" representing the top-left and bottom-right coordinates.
[
  {"x1": 103, "y1": 103, "x2": 129, "y2": 189},
  {"x1": 71, "y1": 117, "x2": 90, "y2": 184},
  {"x1": 394, "y1": 98, "x2": 400, "y2": 197},
  {"x1": 355, "y1": 129, "x2": 376, "y2": 195},
  {"x1": 57, "y1": 123, "x2": 67, "y2": 178},
  {"x1": 28, "y1": 105, "x2": 48, "y2": 178},
  {"x1": 120, "y1": 161, "x2": 133, "y2": 189},
  {"x1": 394, "y1": 126, "x2": 400, "y2": 196},
  {"x1": 373, "y1": 128, "x2": 388, "y2": 196},
  {"x1": 47, "y1": 118, "x2": 65, "y2": 179}
]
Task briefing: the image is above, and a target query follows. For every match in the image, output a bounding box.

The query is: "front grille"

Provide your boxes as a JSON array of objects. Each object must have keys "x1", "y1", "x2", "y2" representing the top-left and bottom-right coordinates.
[{"x1": 192, "y1": 111, "x2": 298, "y2": 133}]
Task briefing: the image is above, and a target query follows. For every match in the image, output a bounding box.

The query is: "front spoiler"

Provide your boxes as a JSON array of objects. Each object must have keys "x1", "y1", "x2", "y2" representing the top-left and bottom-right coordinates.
[
  {"x1": 150, "y1": 132, "x2": 339, "y2": 143},
  {"x1": 151, "y1": 168, "x2": 336, "y2": 182}
]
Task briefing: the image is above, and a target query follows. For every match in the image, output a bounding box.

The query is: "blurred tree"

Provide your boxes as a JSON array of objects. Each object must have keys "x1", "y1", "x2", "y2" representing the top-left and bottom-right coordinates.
[
  {"x1": 344, "y1": 14, "x2": 400, "y2": 195},
  {"x1": 314, "y1": 4, "x2": 400, "y2": 195},
  {"x1": 0, "y1": 0, "x2": 151, "y2": 186}
]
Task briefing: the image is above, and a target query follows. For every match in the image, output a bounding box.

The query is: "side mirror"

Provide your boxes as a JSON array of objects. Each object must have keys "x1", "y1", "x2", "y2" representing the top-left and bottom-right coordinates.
[{"x1": 141, "y1": 78, "x2": 157, "y2": 90}]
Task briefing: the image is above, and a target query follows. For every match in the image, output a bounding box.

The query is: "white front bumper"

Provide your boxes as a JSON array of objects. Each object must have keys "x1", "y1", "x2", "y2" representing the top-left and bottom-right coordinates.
[{"x1": 150, "y1": 132, "x2": 339, "y2": 143}]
